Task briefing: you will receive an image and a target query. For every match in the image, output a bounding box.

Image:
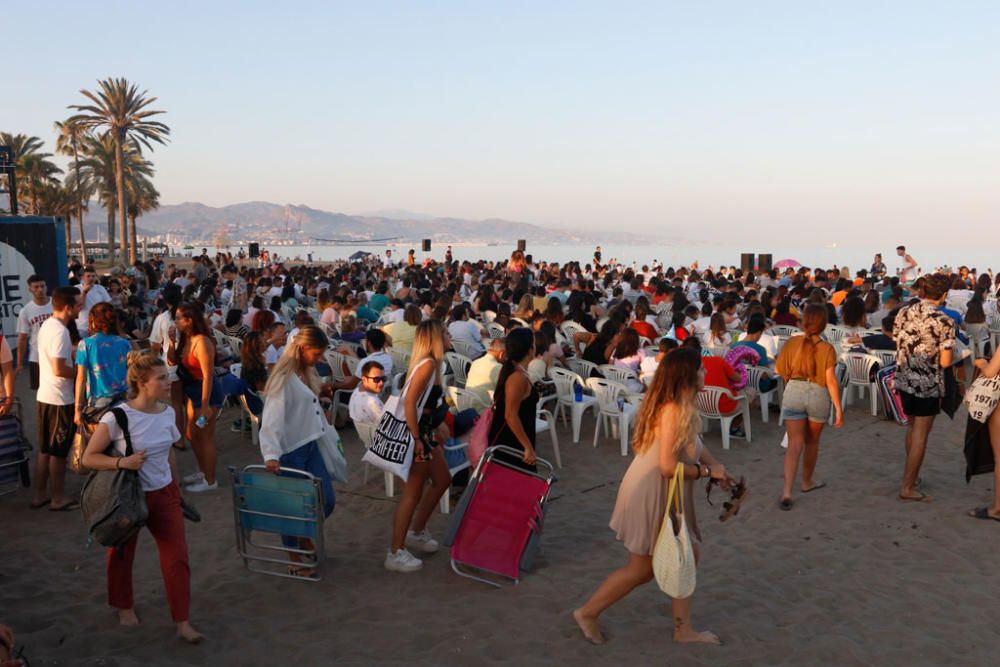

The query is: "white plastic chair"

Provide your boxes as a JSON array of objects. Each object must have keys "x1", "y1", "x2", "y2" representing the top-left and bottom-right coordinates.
[
  {"x1": 586, "y1": 377, "x2": 636, "y2": 457},
  {"x1": 842, "y1": 352, "x2": 880, "y2": 417},
  {"x1": 356, "y1": 421, "x2": 396, "y2": 497},
  {"x1": 227, "y1": 335, "x2": 243, "y2": 357},
  {"x1": 599, "y1": 364, "x2": 643, "y2": 396},
  {"x1": 445, "y1": 352, "x2": 472, "y2": 388},
  {"x1": 535, "y1": 408, "x2": 562, "y2": 468},
  {"x1": 389, "y1": 348, "x2": 411, "y2": 373},
  {"x1": 439, "y1": 439, "x2": 471, "y2": 514},
  {"x1": 870, "y1": 349, "x2": 896, "y2": 369},
  {"x1": 768, "y1": 325, "x2": 802, "y2": 338},
  {"x1": 237, "y1": 390, "x2": 262, "y2": 446},
  {"x1": 560, "y1": 321, "x2": 587, "y2": 340},
  {"x1": 568, "y1": 358, "x2": 600, "y2": 380},
  {"x1": 695, "y1": 386, "x2": 751, "y2": 450},
  {"x1": 451, "y1": 339, "x2": 484, "y2": 360},
  {"x1": 549, "y1": 367, "x2": 597, "y2": 443},
  {"x1": 486, "y1": 322, "x2": 506, "y2": 339},
  {"x1": 447, "y1": 385, "x2": 489, "y2": 413},
  {"x1": 745, "y1": 366, "x2": 782, "y2": 423}
]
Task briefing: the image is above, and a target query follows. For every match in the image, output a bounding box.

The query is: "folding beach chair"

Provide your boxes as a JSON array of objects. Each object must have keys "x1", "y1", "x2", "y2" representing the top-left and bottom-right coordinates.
[
  {"x1": 446, "y1": 446, "x2": 556, "y2": 586},
  {"x1": 229, "y1": 464, "x2": 326, "y2": 581},
  {"x1": 0, "y1": 402, "x2": 30, "y2": 497},
  {"x1": 876, "y1": 365, "x2": 908, "y2": 426}
]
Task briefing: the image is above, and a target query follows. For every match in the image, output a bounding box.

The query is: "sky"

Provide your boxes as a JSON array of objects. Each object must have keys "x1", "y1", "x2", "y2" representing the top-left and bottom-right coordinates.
[{"x1": 4, "y1": 1, "x2": 1000, "y2": 245}]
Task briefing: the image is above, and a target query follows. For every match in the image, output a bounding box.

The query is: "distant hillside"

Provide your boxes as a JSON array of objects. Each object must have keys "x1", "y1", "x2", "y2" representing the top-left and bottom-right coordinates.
[{"x1": 79, "y1": 201, "x2": 669, "y2": 245}]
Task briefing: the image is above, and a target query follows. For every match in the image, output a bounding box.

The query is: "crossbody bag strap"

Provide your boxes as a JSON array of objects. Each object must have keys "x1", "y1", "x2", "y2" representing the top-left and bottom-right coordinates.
[{"x1": 109, "y1": 407, "x2": 134, "y2": 457}]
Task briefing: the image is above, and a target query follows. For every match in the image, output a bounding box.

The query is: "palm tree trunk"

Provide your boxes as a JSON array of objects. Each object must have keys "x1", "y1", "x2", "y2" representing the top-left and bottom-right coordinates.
[
  {"x1": 113, "y1": 132, "x2": 129, "y2": 264},
  {"x1": 72, "y1": 145, "x2": 88, "y2": 264},
  {"x1": 107, "y1": 208, "x2": 115, "y2": 261},
  {"x1": 129, "y1": 212, "x2": 138, "y2": 263}
]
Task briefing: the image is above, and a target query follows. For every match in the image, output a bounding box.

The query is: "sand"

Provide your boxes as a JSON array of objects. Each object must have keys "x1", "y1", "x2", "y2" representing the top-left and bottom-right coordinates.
[{"x1": 4, "y1": 377, "x2": 1000, "y2": 667}]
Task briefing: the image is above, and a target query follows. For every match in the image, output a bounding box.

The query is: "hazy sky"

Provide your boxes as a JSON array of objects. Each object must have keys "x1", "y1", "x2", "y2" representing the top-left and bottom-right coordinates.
[{"x1": 5, "y1": 1, "x2": 999, "y2": 244}]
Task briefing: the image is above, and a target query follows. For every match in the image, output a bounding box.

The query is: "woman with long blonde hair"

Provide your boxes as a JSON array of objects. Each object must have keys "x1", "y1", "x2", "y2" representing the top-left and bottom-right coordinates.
[
  {"x1": 574, "y1": 347, "x2": 734, "y2": 646},
  {"x1": 775, "y1": 303, "x2": 842, "y2": 510},
  {"x1": 259, "y1": 325, "x2": 336, "y2": 576},
  {"x1": 385, "y1": 319, "x2": 453, "y2": 573}
]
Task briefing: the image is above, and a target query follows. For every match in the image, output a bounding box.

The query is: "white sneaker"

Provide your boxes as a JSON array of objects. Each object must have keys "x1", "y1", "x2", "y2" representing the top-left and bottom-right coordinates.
[
  {"x1": 182, "y1": 471, "x2": 205, "y2": 485},
  {"x1": 384, "y1": 548, "x2": 423, "y2": 573},
  {"x1": 185, "y1": 479, "x2": 219, "y2": 493},
  {"x1": 405, "y1": 529, "x2": 440, "y2": 554}
]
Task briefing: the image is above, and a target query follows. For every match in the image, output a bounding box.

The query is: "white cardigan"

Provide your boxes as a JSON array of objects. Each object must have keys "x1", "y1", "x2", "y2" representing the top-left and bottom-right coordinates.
[{"x1": 259, "y1": 375, "x2": 332, "y2": 463}]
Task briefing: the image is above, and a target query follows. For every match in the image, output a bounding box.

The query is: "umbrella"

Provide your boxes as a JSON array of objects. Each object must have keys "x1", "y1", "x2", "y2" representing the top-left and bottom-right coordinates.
[
  {"x1": 773, "y1": 258, "x2": 802, "y2": 269},
  {"x1": 348, "y1": 251, "x2": 371, "y2": 261}
]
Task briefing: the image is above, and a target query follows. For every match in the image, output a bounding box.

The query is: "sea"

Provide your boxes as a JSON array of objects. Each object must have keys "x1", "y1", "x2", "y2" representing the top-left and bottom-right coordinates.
[{"x1": 180, "y1": 242, "x2": 998, "y2": 276}]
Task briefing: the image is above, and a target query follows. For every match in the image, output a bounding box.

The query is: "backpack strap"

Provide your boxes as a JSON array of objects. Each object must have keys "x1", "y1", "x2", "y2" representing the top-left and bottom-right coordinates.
[{"x1": 108, "y1": 407, "x2": 134, "y2": 457}]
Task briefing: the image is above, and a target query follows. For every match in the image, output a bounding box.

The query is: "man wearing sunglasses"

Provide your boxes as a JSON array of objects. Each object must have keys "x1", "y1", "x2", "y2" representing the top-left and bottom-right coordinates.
[{"x1": 349, "y1": 360, "x2": 387, "y2": 424}]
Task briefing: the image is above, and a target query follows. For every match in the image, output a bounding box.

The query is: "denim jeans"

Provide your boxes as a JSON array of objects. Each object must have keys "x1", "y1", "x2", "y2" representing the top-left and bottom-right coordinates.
[{"x1": 278, "y1": 441, "x2": 335, "y2": 548}]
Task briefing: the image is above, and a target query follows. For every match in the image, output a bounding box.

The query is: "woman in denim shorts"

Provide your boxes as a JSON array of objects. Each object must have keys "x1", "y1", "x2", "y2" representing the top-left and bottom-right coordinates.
[{"x1": 775, "y1": 304, "x2": 843, "y2": 510}]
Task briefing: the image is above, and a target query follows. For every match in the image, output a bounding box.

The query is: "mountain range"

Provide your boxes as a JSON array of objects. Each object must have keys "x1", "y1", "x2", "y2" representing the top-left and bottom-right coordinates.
[{"x1": 76, "y1": 201, "x2": 665, "y2": 245}]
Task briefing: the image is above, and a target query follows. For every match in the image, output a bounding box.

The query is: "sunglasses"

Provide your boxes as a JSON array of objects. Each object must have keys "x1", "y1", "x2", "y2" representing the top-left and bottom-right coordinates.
[{"x1": 365, "y1": 375, "x2": 387, "y2": 383}]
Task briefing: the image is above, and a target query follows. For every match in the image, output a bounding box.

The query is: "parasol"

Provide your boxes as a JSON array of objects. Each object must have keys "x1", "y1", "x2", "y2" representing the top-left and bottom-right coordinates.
[{"x1": 773, "y1": 258, "x2": 802, "y2": 269}]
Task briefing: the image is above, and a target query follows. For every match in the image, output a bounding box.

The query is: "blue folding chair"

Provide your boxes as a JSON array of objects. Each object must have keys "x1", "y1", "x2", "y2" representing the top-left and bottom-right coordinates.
[{"x1": 229, "y1": 464, "x2": 325, "y2": 581}]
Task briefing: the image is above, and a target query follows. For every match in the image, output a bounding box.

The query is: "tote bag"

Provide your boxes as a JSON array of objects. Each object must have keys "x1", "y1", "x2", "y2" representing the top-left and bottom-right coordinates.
[
  {"x1": 965, "y1": 374, "x2": 1000, "y2": 423},
  {"x1": 652, "y1": 465, "x2": 696, "y2": 599},
  {"x1": 361, "y1": 359, "x2": 434, "y2": 483},
  {"x1": 317, "y1": 425, "x2": 348, "y2": 484}
]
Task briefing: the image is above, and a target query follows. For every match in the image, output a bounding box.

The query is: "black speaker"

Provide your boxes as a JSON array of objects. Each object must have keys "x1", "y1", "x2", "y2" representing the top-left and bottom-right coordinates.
[
  {"x1": 422, "y1": 239, "x2": 431, "y2": 252},
  {"x1": 758, "y1": 253, "x2": 772, "y2": 273},
  {"x1": 249, "y1": 242, "x2": 259, "y2": 259},
  {"x1": 740, "y1": 253, "x2": 754, "y2": 274},
  {"x1": 517, "y1": 239, "x2": 526, "y2": 252}
]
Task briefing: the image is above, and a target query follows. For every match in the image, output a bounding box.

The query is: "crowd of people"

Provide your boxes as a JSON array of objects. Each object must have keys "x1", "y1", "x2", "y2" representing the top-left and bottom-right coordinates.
[{"x1": 3, "y1": 244, "x2": 999, "y2": 652}]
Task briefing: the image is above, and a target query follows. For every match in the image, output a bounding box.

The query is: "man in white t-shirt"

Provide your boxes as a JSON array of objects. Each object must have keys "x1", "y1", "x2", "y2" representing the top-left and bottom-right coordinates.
[
  {"x1": 15, "y1": 274, "x2": 53, "y2": 391},
  {"x1": 265, "y1": 322, "x2": 287, "y2": 369},
  {"x1": 33, "y1": 286, "x2": 82, "y2": 511},
  {"x1": 447, "y1": 305, "x2": 488, "y2": 357},
  {"x1": 77, "y1": 267, "x2": 111, "y2": 336},
  {"x1": 466, "y1": 338, "x2": 504, "y2": 409},
  {"x1": 349, "y1": 359, "x2": 387, "y2": 424}
]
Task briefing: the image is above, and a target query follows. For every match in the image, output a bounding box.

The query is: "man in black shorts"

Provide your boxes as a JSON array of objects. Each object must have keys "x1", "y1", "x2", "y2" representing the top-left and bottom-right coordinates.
[
  {"x1": 891, "y1": 274, "x2": 955, "y2": 502},
  {"x1": 31, "y1": 286, "x2": 81, "y2": 511}
]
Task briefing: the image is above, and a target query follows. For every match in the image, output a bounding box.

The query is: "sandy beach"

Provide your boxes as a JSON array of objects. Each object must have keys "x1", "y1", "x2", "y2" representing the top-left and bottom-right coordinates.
[{"x1": 4, "y1": 373, "x2": 1000, "y2": 667}]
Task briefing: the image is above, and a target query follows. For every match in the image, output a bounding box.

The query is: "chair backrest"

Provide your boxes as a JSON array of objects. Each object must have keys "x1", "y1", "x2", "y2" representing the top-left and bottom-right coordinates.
[
  {"x1": 480, "y1": 310, "x2": 497, "y2": 324},
  {"x1": 695, "y1": 386, "x2": 735, "y2": 418},
  {"x1": 233, "y1": 466, "x2": 321, "y2": 539},
  {"x1": 447, "y1": 386, "x2": 489, "y2": 412},
  {"x1": 568, "y1": 358, "x2": 600, "y2": 380},
  {"x1": 355, "y1": 421, "x2": 377, "y2": 448},
  {"x1": 769, "y1": 325, "x2": 801, "y2": 338},
  {"x1": 227, "y1": 336, "x2": 243, "y2": 356},
  {"x1": 871, "y1": 349, "x2": 896, "y2": 368},
  {"x1": 599, "y1": 364, "x2": 638, "y2": 386},
  {"x1": 744, "y1": 365, "x2": 775, "y2": 392},
  {"x1": 637, "y1": 335, "x2": 653, "y2": 348},
  {"x1": 486, "y1": 322, "x2": 506, "y2": 339},
  {"x1": 560, "y1": 321, "x2": 587, "y2": 339},
  {"x1": 389, "y1": 348, "x2": 412, "y2": 372},
  {"x1": 445, "y1": 351, "x2": 472, "y2": 384},
  {"x1": 586, "y1": 377, "x2": 626, "y2": 413},
  {"x1": 510, "y1": 317, "x2": 529, "y2": 328},
  {"x1": 390, "y1": 371, "x2": 406, "y2": 396},
  {"x1": 452, "y1": 339, "x2": 483, "y2": 360},
  {"x1": 824, "y1": 325, "x2": 847, "y2": 343},
  {"x1": 342, "y1": 355, "x2": 359, "y2": 378},
  {"x1": 844, "y1": 352, "x2": 878, "y2": 383},
  {"x1": 324, "y1": 350, "x2": 348, "y2": 383},
  {"x1": 549, "y1": 366, "x2": 584, "y2": 400}
]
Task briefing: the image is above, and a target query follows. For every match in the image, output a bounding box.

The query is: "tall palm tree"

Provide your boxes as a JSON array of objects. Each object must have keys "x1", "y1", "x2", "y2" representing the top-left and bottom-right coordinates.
[
  {"x1": 68, "y1": 77, "x2": 169, "y2": 263},
  {"x1": 76, "y1": 133, "x2": 153, "y2": 259},
  {"x1": 55, "y1": 119, "x2": 91, "y2": 263},
  {"x1": 127, "y1": 175, "x2": 160, "y2": 257}
]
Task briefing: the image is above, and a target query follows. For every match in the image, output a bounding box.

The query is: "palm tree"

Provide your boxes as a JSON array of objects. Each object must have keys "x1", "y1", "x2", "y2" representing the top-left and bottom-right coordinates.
[
  {"x1": 0, "y1": 132, "x2": 61, "y2": 214},
  {"x1": 55, "y1": 119, "x2": 91, "y2": 263},
  {"x1": 76, "y1": 133, "x2": 153, "y2": 259},
  {"x1": 68, "y1": 77, "x2": 169, "y2": 263},
  {"x1": 36, "y1": 182, "x2": 78, "y2": 238},
  {"x1": 127, "y1": 175, "x2": 160, "y2": 257}
]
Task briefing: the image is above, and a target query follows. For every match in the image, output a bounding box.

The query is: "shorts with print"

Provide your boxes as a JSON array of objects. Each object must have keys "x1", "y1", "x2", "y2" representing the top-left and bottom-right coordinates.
[
  {"x1": 37, "y1": 402, "x2": 75, "y2": 458},
  {"x1": 781, "y1": 379, "x2": 831, "y2": 423}
]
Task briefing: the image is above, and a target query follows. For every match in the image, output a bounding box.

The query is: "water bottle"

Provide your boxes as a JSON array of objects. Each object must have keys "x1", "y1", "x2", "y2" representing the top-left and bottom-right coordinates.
[
  {"x1": 195, "y1": 415, "x2": 207, "y2": 428},
  {"x1": 574, "y1": 383, "x2": 583, "y2": 402}
]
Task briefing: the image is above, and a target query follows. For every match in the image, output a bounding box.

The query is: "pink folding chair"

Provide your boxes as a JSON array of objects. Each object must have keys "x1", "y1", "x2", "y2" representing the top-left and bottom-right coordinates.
[{"x1": 448, "y1": 446, "x2": 556, "y2": 586}]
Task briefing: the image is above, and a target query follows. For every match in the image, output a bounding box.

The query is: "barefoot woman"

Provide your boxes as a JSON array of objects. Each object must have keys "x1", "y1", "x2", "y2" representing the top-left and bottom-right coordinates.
[{"x1": 574, "y1": 347, "x2": 734, "y2": 645}]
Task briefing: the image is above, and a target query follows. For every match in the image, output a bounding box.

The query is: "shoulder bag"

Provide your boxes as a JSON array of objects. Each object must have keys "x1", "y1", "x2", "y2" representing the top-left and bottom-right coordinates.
[
  {"x1": 652, "y1": 464, "x2": 696, "y2": 599},
  {"x1": 361, "y1": 359, "x2": 434, "y2": 483}
]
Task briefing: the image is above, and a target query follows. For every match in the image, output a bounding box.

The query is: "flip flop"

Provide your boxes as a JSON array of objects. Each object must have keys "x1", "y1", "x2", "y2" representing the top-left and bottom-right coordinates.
[
  {"x1": 30, "y1": 499, "x2": 51, "y2": 509},
  {"x1": 779, "y1": 498, "x2": 793, "y2": 511},
  {"x1": 802, "y1": 482, "x2": 827, "y2": 493},
  {"x1": 968, "y1": 507, "x2": 1000, "y2": 522},
  {"x1": 49, "y1": 501, "x2": 80, "y2": 512},
  {"x1": 897, "y1": 492, "x2": 930, "y2": 503},
  {"x1": 720, "y1": 485, "x2": 749, "y2": 522}
]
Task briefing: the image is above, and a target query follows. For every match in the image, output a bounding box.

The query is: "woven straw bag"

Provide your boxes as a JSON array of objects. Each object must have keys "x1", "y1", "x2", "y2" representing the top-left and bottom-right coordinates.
[{"x1": 652, "y1": 464, "x2": 696, "y2": 598}]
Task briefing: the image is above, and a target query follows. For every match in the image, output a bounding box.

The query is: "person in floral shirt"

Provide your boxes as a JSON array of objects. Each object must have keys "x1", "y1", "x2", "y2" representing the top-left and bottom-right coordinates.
[{"x1": 892, "y1": 274, "x2": 955, "y2": 502}]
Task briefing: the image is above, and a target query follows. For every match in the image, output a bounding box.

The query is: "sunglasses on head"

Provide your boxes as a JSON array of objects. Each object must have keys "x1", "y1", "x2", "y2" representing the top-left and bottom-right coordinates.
[{"x1": 365, "y1": 375, "x2": 387, "y2": 383}]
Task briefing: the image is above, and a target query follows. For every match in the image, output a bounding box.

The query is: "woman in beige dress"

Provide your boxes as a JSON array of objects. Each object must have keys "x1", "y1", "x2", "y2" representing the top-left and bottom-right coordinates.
[{"x1": 574, "y1": 346, "x2": 735, "y2": 645}]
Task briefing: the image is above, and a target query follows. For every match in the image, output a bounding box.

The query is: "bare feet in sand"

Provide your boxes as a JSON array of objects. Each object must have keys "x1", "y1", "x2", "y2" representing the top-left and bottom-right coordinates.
[
  {"x1": 674, "y1": 629, "x2": 721, "y2": 645},
  {"x1": 118, "y1": 609, "x2": 140, "y2": 626},
  {"x1": 572, "y1": 609, "x2": 605, "y2": 645},
  {"x1": 176, "y1": 621, "x2": 203, "y2": 644}
]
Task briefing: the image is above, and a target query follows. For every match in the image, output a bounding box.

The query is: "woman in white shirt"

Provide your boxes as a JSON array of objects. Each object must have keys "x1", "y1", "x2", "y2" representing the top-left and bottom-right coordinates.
[
  {"x1": 82, "y1": 352, "x2": 202, "y2": 644},
  {"x1": 259, "y1": 325, "x2": 338, "y2": 576}
]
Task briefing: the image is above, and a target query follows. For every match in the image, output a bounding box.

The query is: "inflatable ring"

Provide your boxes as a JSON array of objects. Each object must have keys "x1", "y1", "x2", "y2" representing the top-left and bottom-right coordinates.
[{"x1": 724, "y1": 345, "x2": 761, "y2": 391}]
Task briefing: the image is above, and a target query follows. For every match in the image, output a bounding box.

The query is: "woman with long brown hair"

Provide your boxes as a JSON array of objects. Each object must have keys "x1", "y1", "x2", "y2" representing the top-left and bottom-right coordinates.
[
  {"x1": 385, "y1": 320, "x2": 453, "y2": 573},
  {"x1": 775, "y1": 303, "x2": 843, "y2": 510},
  {"x1": 168, "y1": 303, "x2": 221, "y2": 493},
  {"x1": 574, "y1": 347, "x2": 735, "y2": 646}
]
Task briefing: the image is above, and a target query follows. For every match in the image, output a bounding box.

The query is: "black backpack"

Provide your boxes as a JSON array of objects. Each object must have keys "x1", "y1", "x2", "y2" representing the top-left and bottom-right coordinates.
[{"x1": 81, "y1": 408, "x2": 149, "y2": 548}]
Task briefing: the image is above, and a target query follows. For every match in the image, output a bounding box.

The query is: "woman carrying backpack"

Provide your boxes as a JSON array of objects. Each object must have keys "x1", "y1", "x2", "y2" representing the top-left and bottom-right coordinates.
[{"x1": 82, "y1": 351, "x2": 202, "y2": 643}]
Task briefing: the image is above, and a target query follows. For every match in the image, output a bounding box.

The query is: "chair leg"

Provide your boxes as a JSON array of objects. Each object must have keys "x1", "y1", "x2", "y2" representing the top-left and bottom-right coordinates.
[
  {"x1": 619, "y1": 415, "x2": 628, "y2": 457},
  {"x1": 572, "y1": 405, "x2": 584, "y2": 443},
  {"x1": 761, "y1": 393, "x2": 769, "y2": 423},
  {"x1": 743, "y1": 404, "x2": 752, "y2": 443},
  {"x1": 870, "y1": 383, "x2": 878, "y2": 417},
  {"x1": 841, "y1": 386, "x2": 849, "y2": 410},
  {"x1": 592, "y1": 415, "x2": 602, "y2": 448},
  {"x1": 550, "y1": 426, "x2": 562, "y2": 468},
  {"x1": 720, "y1": 417, "x2": 731, "y2": 450}
]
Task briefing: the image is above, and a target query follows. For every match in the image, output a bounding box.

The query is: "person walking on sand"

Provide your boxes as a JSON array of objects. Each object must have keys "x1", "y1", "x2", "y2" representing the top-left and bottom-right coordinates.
[
  {"x1": 774, "y1": 303, "x2": 843, "y2": 510},
  {"x1": 82, "y1": 352, "x2": 202, "y2": 643},
  {"x1": 896, "y1": 245, "x2": 919, "y2": 285},
  {"x1": 573, "y1": 347, "x2": 736, "y2": 646},
  {"x1": 892, "y1": 273, "x2": 955, "y2": 502}
]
